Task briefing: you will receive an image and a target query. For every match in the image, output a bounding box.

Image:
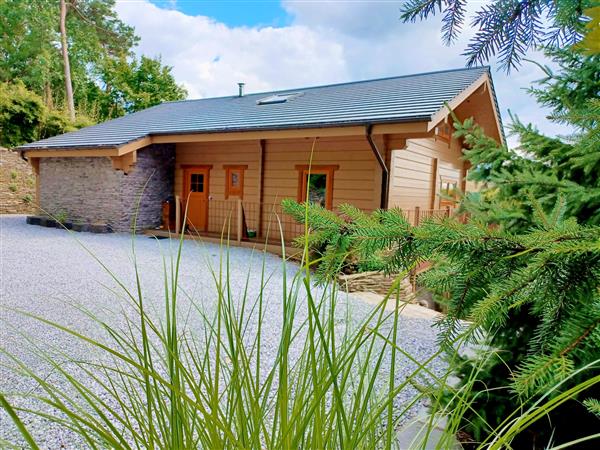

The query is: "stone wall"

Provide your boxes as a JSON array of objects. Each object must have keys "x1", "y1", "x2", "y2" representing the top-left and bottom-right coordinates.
[
  {"x1": 338, "y1": 271, "x2": 414, "y2": 298},
  {"x1": 118, "y1": 145, "x2": 175, "y2": 231},
  {"x1": 38, "y1": 144, "x2": 174, "y2": 232}
]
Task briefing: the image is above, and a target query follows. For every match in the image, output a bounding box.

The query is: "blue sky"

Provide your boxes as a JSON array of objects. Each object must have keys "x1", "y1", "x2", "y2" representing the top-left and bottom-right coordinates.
[
  {"x1": 150, "y1": 0, "x2": 291, "y2": 26},
  {"x1": 120, "y1": 0, "x2": 569, "y2": 147}
]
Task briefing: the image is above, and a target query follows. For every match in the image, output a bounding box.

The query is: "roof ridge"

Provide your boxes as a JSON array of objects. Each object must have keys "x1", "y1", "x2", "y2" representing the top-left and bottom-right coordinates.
[{"x1": 163, "y1": 66, "x2": 491, "y2": 105}]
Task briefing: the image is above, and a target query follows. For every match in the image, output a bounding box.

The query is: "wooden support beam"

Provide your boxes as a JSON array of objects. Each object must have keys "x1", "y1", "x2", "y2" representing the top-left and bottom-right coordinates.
[
  {"x1": 29, "y1": 157, "x2": 40, "y2": 175},
  {"x1": 152, "y1": 125, "x2": 369, "y2": 144},
  {"x1": 117, "y1": 137, "x2": 152, "y2": 155},
  {"x1": 257, "y1": 139, "x2": 265, "y2": 237},
  {"x1": 175, "y1": 195, "x2": 181, "y2": 234},
  {"x1": 111, "y1": 151, "x2": 137, "y2": 173},
  {"x1": 370, "y1": 122, "x2": 429, "y2": 135},
  {"x1": 24, "y1": 148, "x2": 120, "y2": 158},
  {"x1": 236, "y1": 198, "x2": 243, "y2": 243},
  {"x1": 22, "y1": 121, "x2": 433, "y2": 159},
  {"x1": 459, "y1": 145, "x2": 472, "y2": 192},
  {"x1": 427, "y1": 73, "x2": 489, "y2": 132},
  {"x1": 29, "y1": 157, "x2": 40, "y2": 207},
  {"x1": 429, "y1": 158, "x2": 439, "y2": 209}
]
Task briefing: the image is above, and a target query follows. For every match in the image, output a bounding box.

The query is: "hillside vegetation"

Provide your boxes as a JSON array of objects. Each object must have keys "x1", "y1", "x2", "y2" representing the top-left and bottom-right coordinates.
[{"x1": 0, "y1": 148, "x2": 36, "y2": 214}]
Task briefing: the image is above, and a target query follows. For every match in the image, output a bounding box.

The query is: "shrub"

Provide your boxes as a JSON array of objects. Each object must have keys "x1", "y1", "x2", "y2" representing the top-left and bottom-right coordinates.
[
  {"x1": 54, "y1": 210, "x2": 68, "y2": 225},
  {"x1": 22, "y1": 194, "x2": 32, "y2": 204},
  {"x1": 0, "y1": 82, "x2": 45, "y2": 148},
  {"x1": 39, "y1": 110, "x2": 95, "y2": 141},
  {"x1": 0, "y1": 82, "x2": 95, "y2": 148},
  {"x1": 282, "y1": 200, "x2": 386, "y2": 281},
  {"x1": 8, "y1": 183, "x2": 17, "y2": 193}
]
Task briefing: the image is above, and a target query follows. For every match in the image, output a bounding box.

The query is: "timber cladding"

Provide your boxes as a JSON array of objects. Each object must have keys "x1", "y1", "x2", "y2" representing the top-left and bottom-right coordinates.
[
  {"x1": 173, "y1": 135, "x2": 386, "y2": 237},
  {"x1": 175, "y1": 140, "x2": 260, "y2": 203},
  {"x1": 262, "y1": 136, "x2": 380, "y2": 212},
  {"x1": 388, "y1": 136, "x2": 462, "y2": 210},
  {"x1": 174, "y1": 135, "x2": 383, "y2": 209}
]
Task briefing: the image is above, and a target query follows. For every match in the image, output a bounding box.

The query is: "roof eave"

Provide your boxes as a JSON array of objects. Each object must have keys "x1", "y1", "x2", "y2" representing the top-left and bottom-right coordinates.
[{"x1": 20, "y1": 116, "x2": 434, "y2": 154}]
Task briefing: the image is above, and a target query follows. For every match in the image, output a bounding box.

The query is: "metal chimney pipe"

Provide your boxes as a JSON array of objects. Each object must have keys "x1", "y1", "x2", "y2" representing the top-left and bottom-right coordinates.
[{"x1": 238, "y1": 82, "x2": 245, "y2": 97}]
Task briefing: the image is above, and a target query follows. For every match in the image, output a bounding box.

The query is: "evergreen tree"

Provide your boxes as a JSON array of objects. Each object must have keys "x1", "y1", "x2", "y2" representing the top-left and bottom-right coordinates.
[
  {"x1": 456, "y1": 49, "x2": 600, "y2": 230},
  {"x1": 282, "y1": 39, "x2": 600, "y2": 450},
  {"x1": 399, "y1": 0, "x2": 594, "y2": 71}
]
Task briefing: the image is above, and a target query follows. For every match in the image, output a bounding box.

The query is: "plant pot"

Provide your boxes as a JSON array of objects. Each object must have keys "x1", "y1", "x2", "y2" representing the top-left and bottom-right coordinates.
[
  {"x1": 247, "y1": 229, "x2": 257, "y2": 238},
  {"x1": 72, "y1": 223, "x2": 89, "y2": 233},
  {"x1": 26, "y1": 216, "x2": 42, "y2": 226},
  {"x1": 41, "y1": 218, "x2": 57, "y2": 228}
]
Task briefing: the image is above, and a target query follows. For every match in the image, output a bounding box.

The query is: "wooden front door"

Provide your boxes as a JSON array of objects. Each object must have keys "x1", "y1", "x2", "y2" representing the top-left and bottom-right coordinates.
[{"x1": 183, "y1": 166, "x2": 210, "y2": 231}]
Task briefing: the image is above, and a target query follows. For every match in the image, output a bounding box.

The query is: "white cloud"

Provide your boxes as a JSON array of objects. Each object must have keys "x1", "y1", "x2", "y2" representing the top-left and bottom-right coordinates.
[
  {"x1": 115, "y1": 0, "x2": 571, "y2": 147},
  {"x1": 116, "y1": 1, "x2": 348, "y2": 98}
]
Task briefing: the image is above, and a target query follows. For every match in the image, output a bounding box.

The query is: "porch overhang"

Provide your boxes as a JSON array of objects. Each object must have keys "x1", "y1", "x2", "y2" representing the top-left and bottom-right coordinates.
[{"x1": 20, "y1": 121, "x2": 432, "y2": 159}]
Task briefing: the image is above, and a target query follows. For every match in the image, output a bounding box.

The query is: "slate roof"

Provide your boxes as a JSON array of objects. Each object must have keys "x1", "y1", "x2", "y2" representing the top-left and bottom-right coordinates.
[{"x1": 19, "y1": 66, "x2": 493, "y2": 151}]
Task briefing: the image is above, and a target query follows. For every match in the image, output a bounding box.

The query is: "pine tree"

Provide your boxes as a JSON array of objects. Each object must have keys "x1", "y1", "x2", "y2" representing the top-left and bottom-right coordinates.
[
  {"x1": 456, "y1": 48, "x2": 600, "y2": 231},
  {"x1": 282, "y1": 45, "x2": 600, "y2": 449},
  {"x1": 399, "y1": 0, "x2": 593, "y2": 71}
]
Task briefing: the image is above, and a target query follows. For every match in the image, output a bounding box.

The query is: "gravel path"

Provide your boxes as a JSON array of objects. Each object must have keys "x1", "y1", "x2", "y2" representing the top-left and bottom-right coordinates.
[{"x1": 0, "y1": 215, "x2": 445, "y2": 448}]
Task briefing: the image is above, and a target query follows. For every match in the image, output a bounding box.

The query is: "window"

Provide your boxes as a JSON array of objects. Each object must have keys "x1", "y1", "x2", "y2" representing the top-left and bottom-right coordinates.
[
  {"x1": 296, "y1": 165, "x2": 339, "y2": 209},
  {"x1": 224, "y1": 165, "x2": 247, "y2": 199},
  {"x1": 439, "y1": 178, "x2": 458, "y2": 207},
  {"x1": 306, "y1": 173, "x2": 327, "y2": 206},
  {"x1": 190, "y1": 173, "x2": 204, "y2": 192},
  {"x1": 436, "y1": 122, "x2": 453, "y2": 143},
  {"x1": 256, "y1": 92, "x2": 303, "y2": 105}
]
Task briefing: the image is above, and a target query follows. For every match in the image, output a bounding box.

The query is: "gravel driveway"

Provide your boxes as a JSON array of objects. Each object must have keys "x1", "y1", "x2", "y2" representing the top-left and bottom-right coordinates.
[{"x1": 0, "y1": 215, "x2": 445, "y2": 448}]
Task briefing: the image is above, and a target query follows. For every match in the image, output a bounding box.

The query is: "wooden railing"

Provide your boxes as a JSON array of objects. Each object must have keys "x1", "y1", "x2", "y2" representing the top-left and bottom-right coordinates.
[{"x1": 173, "y1": 196, "x2": 457, "y2": 244}]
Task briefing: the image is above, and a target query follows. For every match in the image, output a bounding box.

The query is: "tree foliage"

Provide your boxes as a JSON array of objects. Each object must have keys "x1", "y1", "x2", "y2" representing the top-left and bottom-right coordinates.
[
  {"x1": 282, "y1": 200, "x2": 387, "y2": 281},
  {"x1": 457, "y1": 48, "x2": 600, "y2": 229},
  {"x1": 0, "y1": 0, "x2": 186, "y2": 128},
  {"x1": 95, "y1": 56, "x2": 187, "y2": 119},
  {"x1": 399, "y1": 0, "x2": 595, "y2": 71},
  {"x1": 0, "y1": 82, "x2": 93, "y2": 148},
  {"x1": 283, "y1": 199, "x2": 600, "y2": 447},
  {"x1": 283, "y1": 29, "x2": 600, "y2": 449}
]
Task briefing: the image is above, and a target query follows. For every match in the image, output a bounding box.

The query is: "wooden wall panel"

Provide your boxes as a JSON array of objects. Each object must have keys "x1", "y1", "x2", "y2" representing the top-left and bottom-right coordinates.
[
  {"x1": 175, "y1": 135, "x2": 382, "y2": 237},
  {"x1": 175, "y1": 140, "x2": 260, "y2": 202},
  {"x1": 261, "y1": 136, "x2": 380, "y2": 213},
  {"x1": 388, "y1": 136, "x2": 462, "y2": 210}
]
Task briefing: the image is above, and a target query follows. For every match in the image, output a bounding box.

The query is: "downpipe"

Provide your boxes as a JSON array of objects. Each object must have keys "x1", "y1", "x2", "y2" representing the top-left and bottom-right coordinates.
[{"x1": 366, "y1": 124, "x2": 389, "y2": 209}]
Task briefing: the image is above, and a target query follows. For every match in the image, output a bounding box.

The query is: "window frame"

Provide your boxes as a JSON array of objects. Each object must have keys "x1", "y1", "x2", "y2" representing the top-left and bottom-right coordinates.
[
  {"x1": 223, "y1": 164, "x2": 248, "y2": 199},
  {"x1": 439, "y1": 177, "x2": 459, "y2": 207},
  {"x1": 436, "y1": 121, "x2": 453, "y2": 144},
  {"x1": 295, "y1": 164, "x2": 339, "y2": 210}
]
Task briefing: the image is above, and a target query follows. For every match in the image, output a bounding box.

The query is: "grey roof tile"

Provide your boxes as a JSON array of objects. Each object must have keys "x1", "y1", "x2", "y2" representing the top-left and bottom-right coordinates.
[{"x1": 19, "y1": 66, "x2": 491, "y2": 150}]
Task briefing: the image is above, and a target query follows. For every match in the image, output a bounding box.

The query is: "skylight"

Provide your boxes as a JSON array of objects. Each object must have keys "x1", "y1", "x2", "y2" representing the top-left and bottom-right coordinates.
[{"x1": 256, "y1": 92, "x2": 303, "y2": 105}]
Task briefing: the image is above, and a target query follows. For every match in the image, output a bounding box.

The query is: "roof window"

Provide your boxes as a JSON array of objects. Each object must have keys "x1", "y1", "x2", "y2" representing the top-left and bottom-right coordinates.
[{"x1": 256, "y1": 92, "x2": 303, "y2": 105}]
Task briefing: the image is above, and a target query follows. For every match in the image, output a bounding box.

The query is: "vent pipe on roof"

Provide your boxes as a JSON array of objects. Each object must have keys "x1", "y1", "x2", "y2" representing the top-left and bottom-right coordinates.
[{"x1": 238, "y1": 82, "x2": 245, "y2": 97}]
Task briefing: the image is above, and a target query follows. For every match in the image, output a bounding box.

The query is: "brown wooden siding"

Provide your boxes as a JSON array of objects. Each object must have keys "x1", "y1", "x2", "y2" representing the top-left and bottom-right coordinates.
[
  {"x1": 388, "y1": 136, "x2": 462, "y2": 210},
  {"x1": 261, "y1": 136, "x2": 380, "y2": 212},
  {"x1": 175, "y1": 136, "x2": 382, "y2": 237},
  {"x1": 175, "y1": 140, "x2": 261, "y2": 202}
]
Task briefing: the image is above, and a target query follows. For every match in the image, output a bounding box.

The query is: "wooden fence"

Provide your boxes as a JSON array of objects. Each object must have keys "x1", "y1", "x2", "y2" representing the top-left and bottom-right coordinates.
[{"x1": 172, "y1": 196, "x2": 456, "y2": 244}]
